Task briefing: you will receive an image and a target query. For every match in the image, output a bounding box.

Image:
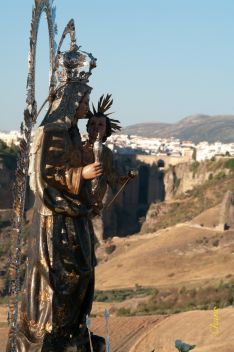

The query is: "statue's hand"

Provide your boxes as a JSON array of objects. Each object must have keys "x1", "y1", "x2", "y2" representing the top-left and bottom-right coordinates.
[{"x1": 82, "y1": 162, "x2": 103, "y2": 180}]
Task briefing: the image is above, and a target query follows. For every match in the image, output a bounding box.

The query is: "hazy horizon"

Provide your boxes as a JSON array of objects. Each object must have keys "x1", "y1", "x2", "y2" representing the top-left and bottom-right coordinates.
[{"x1": 2, "y1": 112, "x2": 234, "y2": 133}]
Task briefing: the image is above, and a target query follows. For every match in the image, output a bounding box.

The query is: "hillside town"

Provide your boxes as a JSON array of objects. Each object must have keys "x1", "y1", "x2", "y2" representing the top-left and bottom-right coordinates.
[
  {"x1": 106, "y1": 134, "x2": 234, "y2": 161},
  {"x1": 1, "y1": 130, "x2": 234, "y2": 162}
]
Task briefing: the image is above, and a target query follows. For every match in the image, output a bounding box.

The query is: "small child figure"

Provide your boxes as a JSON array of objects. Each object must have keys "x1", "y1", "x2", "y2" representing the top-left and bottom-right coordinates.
[{"x1": 82, "y1": 94, "x2": 135, "y2": 215}]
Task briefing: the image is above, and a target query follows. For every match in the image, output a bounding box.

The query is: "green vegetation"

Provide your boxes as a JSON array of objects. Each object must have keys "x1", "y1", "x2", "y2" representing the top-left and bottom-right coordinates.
[
  {"x1": 224, "y1": 158, "x2": 234, "y2": 170},
  {"x1": 116, "y1": 280, "x2": 234, "y2": 316},
  {"x1": 94, "y1": 286, "x2": 157, "y2": 303},
  {"x1": 168, "y1": 166, "x2": 181, "y2": 194},
  {"x1": 190, "y1": 158, "x2": 234, "y2": 178},
  {"x1": 173, "y1": 173, "x2": 181, "y2": 194},
  {"x1": 206, "y1": 158, "x2": 224, "y2": 172},
  {"x1": 105, "y1": 244, "x2": 116, "y2": 255},
  {"x1": 190, "y1": 161, "x2": 200, "y2": 178},
  {"x1": 116, "y1": 307, "x2": 131, "y2": 316},
  {"x1": 214, "y1": 171, "x2": 226, "y2": 180},
  {"x1": 0, "y1": 139, "x2": 18, "y2": 170}
]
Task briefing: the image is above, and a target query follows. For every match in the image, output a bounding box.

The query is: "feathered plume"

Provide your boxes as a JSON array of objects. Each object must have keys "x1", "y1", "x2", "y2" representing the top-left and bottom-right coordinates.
[
  {"x1": 89, "y1": 94, "x2": 122, "y2": 134},
  {"x1": 98, "y1": 94, "x2": 113, "y2": 114}
]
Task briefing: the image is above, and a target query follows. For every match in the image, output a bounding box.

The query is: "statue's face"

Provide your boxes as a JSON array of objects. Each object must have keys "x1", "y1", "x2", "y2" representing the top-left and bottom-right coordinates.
[
  {"x1": 88, "y1": 116, "x2": 107, "y2": 143},
  {"x1": 75, "y1": 93, "x2": 90, "y2": 119}
]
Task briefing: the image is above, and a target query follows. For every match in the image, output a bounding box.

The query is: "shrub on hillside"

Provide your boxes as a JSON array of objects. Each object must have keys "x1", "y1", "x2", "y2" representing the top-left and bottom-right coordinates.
[
  {"x1": 224, "y1": 158, "x2": 234, "y2": 170},
  {"x1": 190, "y1": 161, "x2": 200, "y2": 178},
  {"x1": 116, "y1": 307, "x2": 131, "y2": 316},
  {"x1": 116, "y1": 280, "x2": 234, "y2": 316},
  {"x1": 105, "y1": 244, "x2": 116, "y2": 255},
  {"x1": 94, "y1": 287, "x2": 156, "y2": 302},
  {"x1": 0, "y1": 139, "x2": 18, "y2": 170}
]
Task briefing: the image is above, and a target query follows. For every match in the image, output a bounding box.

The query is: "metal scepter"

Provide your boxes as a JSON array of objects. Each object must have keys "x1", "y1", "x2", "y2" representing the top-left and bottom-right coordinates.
[
  {"x1": 91, "y1": 132, "x2": 103, "y2": 194},
  {"x1": 104, "y1": 169, "x2": 138, "y2": 209}
]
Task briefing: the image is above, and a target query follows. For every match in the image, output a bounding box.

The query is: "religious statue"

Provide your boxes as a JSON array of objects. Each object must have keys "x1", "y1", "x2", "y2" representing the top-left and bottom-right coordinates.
[
  {"x1": 7, "y1": 1, "x2": 105, "y2": 351},
  {"x1": 82, "y1": 95, "x2": 137, "y2": 238}
]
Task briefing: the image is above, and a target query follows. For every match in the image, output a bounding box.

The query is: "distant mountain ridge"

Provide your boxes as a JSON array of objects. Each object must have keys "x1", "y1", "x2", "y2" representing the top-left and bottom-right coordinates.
[{"x1": 121, "y1": 114, "x2": 234, "y2": 143}]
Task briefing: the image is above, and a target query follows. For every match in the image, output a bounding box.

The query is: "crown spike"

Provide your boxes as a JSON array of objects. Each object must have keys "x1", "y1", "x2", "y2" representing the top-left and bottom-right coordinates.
[{"x1": 54, "y1": 19, "x2": 97, "y2": 84}]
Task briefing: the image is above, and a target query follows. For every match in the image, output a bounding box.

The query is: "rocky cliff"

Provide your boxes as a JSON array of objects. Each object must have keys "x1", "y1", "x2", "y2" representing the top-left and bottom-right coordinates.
[
  {"x1": 141, "y1": 158, "x2": 234, "y2": 234},
  {"x1": 164, "y1": 158, "x2": 233, "y2": 200}
]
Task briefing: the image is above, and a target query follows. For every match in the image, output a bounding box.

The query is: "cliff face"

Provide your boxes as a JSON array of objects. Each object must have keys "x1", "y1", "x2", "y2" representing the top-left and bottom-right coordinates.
[
  {"x1": 141, "y1": 158, "x2": 234, "y2": 234},
  {"x1": 164, "y1": 158, "x2": 232, "y2": 200},
  {"x1": 100, "y1": 155, "x2": 166, "y2": 238},
  {"x1": 93, "y1": 156, "x2": 230, "y2": 238},
  {"x1": 218, "y1": 190, "x2": 234, "y2": 230},
  {"x1": 85, "y1": 157, "x2": 234, "y2": 239}
]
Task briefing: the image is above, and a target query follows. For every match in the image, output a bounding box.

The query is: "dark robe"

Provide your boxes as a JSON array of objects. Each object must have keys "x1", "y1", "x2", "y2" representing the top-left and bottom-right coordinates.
[{"x1": 8, "y1": 123, "x2": 97, "y2": 352}]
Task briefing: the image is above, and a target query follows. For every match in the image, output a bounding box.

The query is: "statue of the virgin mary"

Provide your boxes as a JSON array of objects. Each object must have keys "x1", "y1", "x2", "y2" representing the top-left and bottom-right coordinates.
[{"x1": 7, "y1": 2, "x2": 105, "y2": 351}]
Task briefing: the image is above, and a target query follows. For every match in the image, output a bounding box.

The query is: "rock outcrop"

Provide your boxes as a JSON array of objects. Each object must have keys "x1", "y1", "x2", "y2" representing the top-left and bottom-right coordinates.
[
  {"x1": 218, "y1": 191, "x2": 234, "y2": 230},
  {"x1": 164, "y1": 159, "x2": 231, "y2": 200}
]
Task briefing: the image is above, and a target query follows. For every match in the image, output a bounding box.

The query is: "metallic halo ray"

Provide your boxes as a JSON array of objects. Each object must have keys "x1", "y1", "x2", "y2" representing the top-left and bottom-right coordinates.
[{"x1": 8, "y1": 1, "x2": 56, "y2": 351}]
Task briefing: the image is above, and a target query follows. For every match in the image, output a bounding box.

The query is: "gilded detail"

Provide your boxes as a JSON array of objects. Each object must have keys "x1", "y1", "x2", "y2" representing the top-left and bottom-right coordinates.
[
  {"x1": 64, "y1": 271, "x2": 78, "y2": 284},
  {"x1": 20, "y1": 312, "x2": 51, "y2": 337},
  {"x1": 39, "y1": 289, "x2": 50, "y2": 303},
  {"x1": 39, "y1": 257, "x2": 48, "y2": 267},
  {"x1": 46, "y1": 215, "x2": 53, "y2": 231}
]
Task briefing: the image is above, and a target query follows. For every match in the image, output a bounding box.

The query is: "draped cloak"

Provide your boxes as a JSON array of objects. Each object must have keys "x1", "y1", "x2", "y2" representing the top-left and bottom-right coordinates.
[{"x1": 8, "y1": 123, "x2": 96, "y2": 352}]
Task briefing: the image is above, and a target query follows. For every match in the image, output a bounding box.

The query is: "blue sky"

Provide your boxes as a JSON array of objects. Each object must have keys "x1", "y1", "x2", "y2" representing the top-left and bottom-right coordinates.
[{"x1": 1, "y1": 0, "x2": 234, "y2": 131}]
